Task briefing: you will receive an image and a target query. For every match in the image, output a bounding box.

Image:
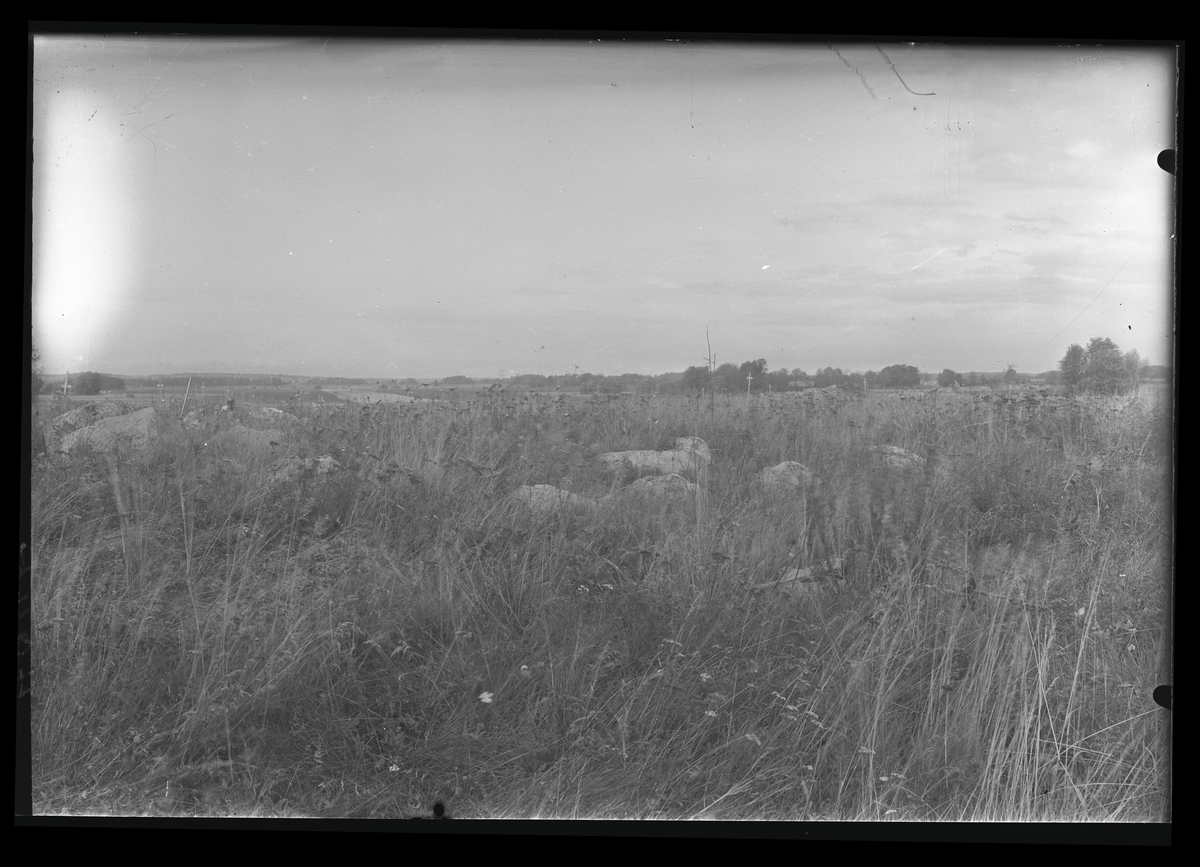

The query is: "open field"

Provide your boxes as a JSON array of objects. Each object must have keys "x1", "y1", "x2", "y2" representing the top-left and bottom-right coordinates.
[{"x1": 28, "y1": 385, "x2": 1172, "y2": 820}]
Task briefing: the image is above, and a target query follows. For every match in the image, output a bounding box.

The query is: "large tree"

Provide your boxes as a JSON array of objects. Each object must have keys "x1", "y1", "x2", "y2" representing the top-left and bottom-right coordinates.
[
  {"x1": 1081, "y1": 337, "x2": 1125, "y2": 393},
  {"x1": 680, "y1": 365, "x2": 710, "y2": 392},
  {"x1": 714, "y1": 363, "x2": 741, "y2": 393},
  {"x1": 937, "y1": 368, "x2": 962, "y2": 387},
  {"x1": 738, "y1": 359, "x2": 769, "y2": 392},
  {"x1": 877, "y1": 364, "x2": 920, "y2": 388},
  {"x1": 1058, "y1": 344, "x2": 1087, "y2": 389},
  {"x1": 764, "y1": 367, "x2": 792, "y2": 392},
  {"x1": 1059, "y1": 336, "x2": 1134, "y2": 393},
  {"x1": 72, "y1": 371, "x2": 102, "y2": 395},
  {"x1": 813, "y1": 367, "x2": 844, "y2": 388}
]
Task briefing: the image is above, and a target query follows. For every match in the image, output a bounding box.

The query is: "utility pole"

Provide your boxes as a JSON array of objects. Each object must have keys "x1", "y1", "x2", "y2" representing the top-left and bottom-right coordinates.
[
  {"x1": 746, "y1": 370, "x2": 754, "y2": 399},
  {"x1": 705, "y1": 327, "x2": 716, "y2": 424}
]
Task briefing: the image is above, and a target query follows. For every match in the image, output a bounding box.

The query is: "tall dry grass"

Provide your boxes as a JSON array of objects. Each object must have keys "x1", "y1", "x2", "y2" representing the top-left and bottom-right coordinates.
[{"x1": 29, "y1": 385, "x2": 1171, "y2": 819}]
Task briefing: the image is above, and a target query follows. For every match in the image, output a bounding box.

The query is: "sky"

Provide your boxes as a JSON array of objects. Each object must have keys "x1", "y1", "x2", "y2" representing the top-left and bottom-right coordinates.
[{"x1": 31, "y1": 36, "x2": 1177, "y2": 380}]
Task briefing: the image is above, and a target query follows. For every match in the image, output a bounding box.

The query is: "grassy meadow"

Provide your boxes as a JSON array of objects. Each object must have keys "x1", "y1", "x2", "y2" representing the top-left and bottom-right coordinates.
[{"x1": 28, "y1": 383, "x2": 1172, "y2": 819}]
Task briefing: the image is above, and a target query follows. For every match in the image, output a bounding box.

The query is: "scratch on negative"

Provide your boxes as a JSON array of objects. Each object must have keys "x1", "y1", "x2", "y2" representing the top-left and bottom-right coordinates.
[{"x1": 831, "y1": 45, "x2": 877, "y2": 100}]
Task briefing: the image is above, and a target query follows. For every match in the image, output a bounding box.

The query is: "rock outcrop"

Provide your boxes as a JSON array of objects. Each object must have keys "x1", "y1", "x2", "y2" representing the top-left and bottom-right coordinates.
[
  {"x1": 511, "y1": 484, "x2": 602, "y2": 515},
  {"x1": 757, "y1": 461, "x2": 817, "y2": 493},
  {"x1": 45, "y1": 402, "x2": 139, "y2": 453},
  {"x1": 598, "y1": 436, "x2": 712, "y2": 481},
  {"x1": 512, "y1": 434, "x2": 712, "y2": 521},
  {"x1": 53, "y1": 407, "x2": 162, "y2": 455}
]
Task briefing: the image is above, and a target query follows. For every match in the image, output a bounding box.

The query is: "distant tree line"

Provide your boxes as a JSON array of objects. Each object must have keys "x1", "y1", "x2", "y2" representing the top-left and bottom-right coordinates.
[
  {"x1": 674, "y1": 362, "x2": 926, "y2": 394},
  {"x1": 31, "y1": 334, "x2": 1156, "y2": 400},
  {"x1": 507, "y1": 371, "x2": 671, "y2": 393},
  {"x1": 678, "y1": 359, "x2": 786, "y2": 394},
  {"x1": 309, "y1": 375, "x2": 377, "y2": 386},
  {"x1": 531, "y1": 362, "x2": 1058, "y2": 395},
  {"x1": 935, "y1": 368, "x2": 1017, "y2": 388},
  {"x1": 122, "y1": 374, "x2": 289, "y2": 388},
  {"x1": 39, "y1": 371, "x2": 126, "y2": 395}
]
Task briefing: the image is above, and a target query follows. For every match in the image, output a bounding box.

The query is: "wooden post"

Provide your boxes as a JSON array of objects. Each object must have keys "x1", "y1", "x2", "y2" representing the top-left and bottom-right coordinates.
[{"x1": 178, "y1": 377, "x2": 193, "y2": 421}]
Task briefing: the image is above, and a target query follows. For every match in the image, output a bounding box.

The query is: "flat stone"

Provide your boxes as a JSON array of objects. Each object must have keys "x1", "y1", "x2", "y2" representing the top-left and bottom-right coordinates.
[
  {"x1": 55, "y1": 407, "x2": 161, "y2": 454},
  {"x1": 598, "y1": 437, "x2": 712, "y2": 479}
]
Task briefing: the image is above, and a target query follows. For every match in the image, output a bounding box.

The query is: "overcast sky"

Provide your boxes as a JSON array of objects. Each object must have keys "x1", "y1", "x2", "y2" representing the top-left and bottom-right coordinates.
[{"x1": 32, "y1": 37, "x2": 1175, "y2": 380}]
